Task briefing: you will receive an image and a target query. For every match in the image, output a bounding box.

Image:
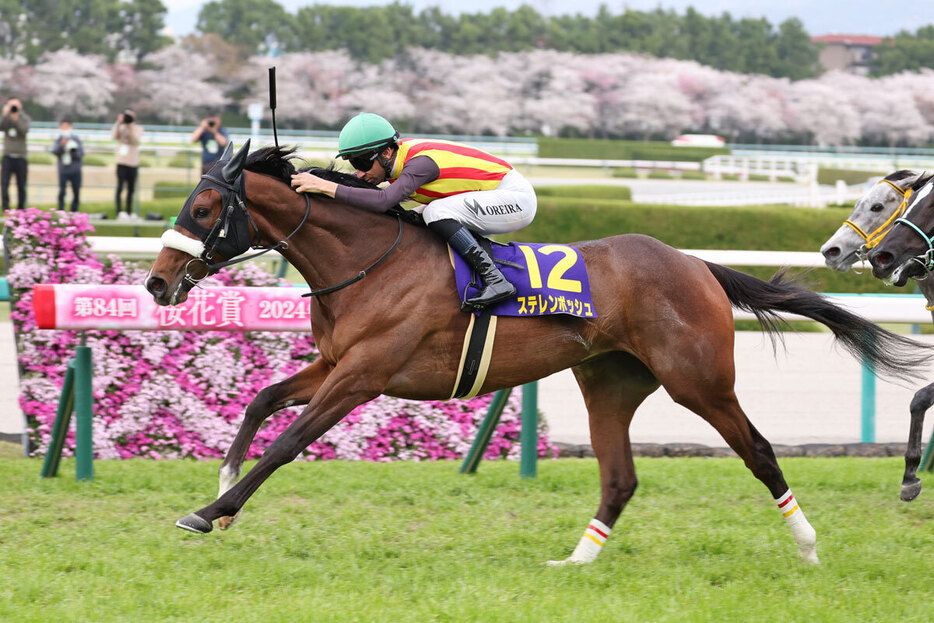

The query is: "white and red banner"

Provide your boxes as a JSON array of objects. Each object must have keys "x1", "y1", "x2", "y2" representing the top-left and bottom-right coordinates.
[{"x1": 32, "y1": 284, "x2": 314, "y2": 332}]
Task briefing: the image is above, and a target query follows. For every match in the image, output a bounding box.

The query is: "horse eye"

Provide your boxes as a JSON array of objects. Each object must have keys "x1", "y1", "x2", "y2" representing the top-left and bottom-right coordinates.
[
  {"x1": 193, "y1": 207, "x2": 210, "y2": 219},
  {"x1": 870, "y1": 203, "x2": 884, "y2": 212}
]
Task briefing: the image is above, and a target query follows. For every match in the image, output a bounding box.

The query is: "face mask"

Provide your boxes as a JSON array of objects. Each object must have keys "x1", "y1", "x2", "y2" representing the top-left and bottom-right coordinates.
[{"x1": 61, "y1": 130, "x2": 72, "y2": 137}]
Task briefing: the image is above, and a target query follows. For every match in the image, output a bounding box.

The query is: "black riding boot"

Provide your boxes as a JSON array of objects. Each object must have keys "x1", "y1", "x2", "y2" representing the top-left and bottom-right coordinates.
[{"x1": 429, "y1": 219, "x2": 516, "y2": 309}]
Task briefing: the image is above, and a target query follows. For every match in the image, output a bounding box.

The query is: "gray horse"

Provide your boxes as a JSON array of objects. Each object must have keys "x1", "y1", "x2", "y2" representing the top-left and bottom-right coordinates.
[
  {"x1": 821, "y1": 170, "x2": 923, "y2": 273},
  {"x1": 821, "y1": 169, "x2": 932, "y2": 502}
]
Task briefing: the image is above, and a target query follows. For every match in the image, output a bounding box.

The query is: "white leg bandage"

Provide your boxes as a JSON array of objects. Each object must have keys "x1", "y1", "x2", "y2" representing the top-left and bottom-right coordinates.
[
  {"x1": 776, "y1": 489, "x2": 819, "y2": 564},
  {"x1": 546, "y1": 518, "x2": 611, "y2": 566}
]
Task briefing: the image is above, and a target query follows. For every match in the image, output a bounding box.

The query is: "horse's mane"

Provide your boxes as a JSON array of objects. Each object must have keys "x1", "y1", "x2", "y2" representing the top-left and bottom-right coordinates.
[
  {"x1": 244, "y1": 145, "x2": 381, "y2": 191},
  {"x1": 243, "y1": 145, "x2": 421, "y2": 225},
  {"x1": 884, "y1": 169, "x2": 922, "y2": 184}
]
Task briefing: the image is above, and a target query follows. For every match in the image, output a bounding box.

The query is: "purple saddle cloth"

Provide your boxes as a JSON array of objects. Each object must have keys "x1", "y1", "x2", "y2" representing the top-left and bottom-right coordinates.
[{"x1": 452, "y1": 241, "x2": 596, "y2": 318}]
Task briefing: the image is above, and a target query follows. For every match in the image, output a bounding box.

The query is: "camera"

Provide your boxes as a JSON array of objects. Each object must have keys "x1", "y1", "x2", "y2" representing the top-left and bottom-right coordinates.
[
  {"x1": 9, "y1": 105, "x2": 17, "y2": 113},
  {"x1": 122, "y1": 110, "x2": 134, "y2": 124},
  {"x1": 207, "y1": 120, "x2": 215, "y2": 128}
]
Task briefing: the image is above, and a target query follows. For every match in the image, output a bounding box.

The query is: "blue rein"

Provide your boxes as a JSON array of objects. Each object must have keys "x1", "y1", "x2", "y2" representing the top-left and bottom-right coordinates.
[{"x1": 893, "y1": 217, "x2": 934, "y2": 278}]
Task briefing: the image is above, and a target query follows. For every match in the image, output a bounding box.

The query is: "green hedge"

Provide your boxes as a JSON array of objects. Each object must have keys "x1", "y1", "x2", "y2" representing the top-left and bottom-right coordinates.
[
  {"x1": 534, "y1": 185, "x2": 631, "y2": 201},
  {"x1": 83, "y1": 155, "x2": 107, "y2": 167},
  {"x1": 27, "y1": 153, "x2": 53, "y2": 165},
  {"x1": 817, "y1": 168, "x2": 886, "y2": 186},
  {"x1": 538, "y1": 137, "x2": 729, "y2": 162},
  {"x1": 153, "y1": 181, "x2": 193, "y2": 199},
  {"x1": 167, "y1": 152, "x2": 198, "y2": 168}
]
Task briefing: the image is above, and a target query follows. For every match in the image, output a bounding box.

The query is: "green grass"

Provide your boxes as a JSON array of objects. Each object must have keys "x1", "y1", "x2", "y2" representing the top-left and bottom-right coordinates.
[
  {"x1": 1, "y1": 457, "x2": 932, "y2": 621},
  {"x1": 0, "y1": 440, "x2": 20, "y2": 458}
]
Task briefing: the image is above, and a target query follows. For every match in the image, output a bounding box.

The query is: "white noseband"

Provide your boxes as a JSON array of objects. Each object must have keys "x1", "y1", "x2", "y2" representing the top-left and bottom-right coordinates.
[{"x1": 161, "y1": 229, "x2": 206, "y2": 258}]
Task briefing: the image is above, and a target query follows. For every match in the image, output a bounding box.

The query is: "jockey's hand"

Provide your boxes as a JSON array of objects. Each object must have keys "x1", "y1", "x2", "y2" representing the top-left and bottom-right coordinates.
[{"x1": 291, "y1": 172, "x2": 338, "y2": 198}]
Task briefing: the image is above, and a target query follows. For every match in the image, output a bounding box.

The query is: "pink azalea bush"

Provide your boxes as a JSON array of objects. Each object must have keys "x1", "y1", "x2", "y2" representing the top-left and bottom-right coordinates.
[{"x1": 8, "y1": 208, "x2": 558, "y2": 461}]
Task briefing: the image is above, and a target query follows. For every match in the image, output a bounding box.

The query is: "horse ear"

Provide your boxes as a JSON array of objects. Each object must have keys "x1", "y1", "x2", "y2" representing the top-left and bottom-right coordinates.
[
  {"x1": 222, "y1": 139, "x2": 251, "y2": 183},
  {"x1": 219, "y1": 140, "x2": 234, "y2": 163}
]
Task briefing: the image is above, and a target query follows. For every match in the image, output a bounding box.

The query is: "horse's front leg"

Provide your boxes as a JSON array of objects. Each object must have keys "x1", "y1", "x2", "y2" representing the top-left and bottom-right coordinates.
[
  {"x1": 902, "y1": 381, "x2": 934, "y2": 501},
  {"x1": 216, "y1": 358, "x2": 334, "y2": 530},
  {"x1": 176, "y1": 354, "x2": 386, "y2": 534}
]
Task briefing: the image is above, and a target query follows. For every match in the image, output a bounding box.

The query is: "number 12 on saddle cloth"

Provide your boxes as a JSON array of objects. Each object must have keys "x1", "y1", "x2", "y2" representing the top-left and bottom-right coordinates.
[{"x1": 451, "y1": 242, "x2": 596, "y2": 318}]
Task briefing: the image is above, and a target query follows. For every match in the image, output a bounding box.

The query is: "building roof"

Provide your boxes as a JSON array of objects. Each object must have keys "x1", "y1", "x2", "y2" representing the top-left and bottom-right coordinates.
[{"x1": 811, "y1": 34, "x2": 884, "y2": 46}]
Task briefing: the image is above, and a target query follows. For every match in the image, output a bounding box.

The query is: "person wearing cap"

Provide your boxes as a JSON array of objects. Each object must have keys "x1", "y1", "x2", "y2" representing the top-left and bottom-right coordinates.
[
  {"x1": 290, "y1": 113, "x2": 537, "y2": 309},
  {"x1": 112, "y1": 108, "x2": 142, "y2": 220}
]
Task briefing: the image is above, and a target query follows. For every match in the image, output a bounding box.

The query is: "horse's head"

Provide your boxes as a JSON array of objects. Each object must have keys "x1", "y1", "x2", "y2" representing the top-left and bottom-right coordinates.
[
  {"x1": 820, "y1": 170, "x2": 921, "y2": 272},
  {"x1": 145, "y1": 139, "x2": 255, "y2": 305},
  {"x1": 867, "y1": 173, "x2": 934, "y2": 286}
]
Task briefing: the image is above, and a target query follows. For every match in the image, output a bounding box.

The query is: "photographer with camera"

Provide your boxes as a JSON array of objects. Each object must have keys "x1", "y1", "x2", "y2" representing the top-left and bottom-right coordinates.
[
  {"x1": 189, "y1": 114, "x2": 229, "y2": 174},
  {"x1": 50, "y1": 119, "x2": 84, "y2": 212},
  {"x1": 1, "y1": 97, "x2": 30, "y2": 211},
  {"x1": 111, "y1": 108, "x2": 142, "y2": 220}
]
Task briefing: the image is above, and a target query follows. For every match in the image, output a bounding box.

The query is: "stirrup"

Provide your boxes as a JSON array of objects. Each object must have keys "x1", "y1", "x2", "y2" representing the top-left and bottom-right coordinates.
[{"x1": 464, "y1": 281, "x2": 516, "y2": 310}]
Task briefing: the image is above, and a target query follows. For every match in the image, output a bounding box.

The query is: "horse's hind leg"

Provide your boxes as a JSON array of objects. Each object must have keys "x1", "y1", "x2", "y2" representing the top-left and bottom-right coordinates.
[
  {"x1": 216, "y1": 358, "x2": 332, "y2": 529},
  {"x1": 547, "y1": 352, "x2": 659, "y2": 566},
  {"x1": 902, "y1": 381, "x2": 934, "y2": 502},
  {"x1": 665, "y1": 379, "x2": 819, "y2": 564}
]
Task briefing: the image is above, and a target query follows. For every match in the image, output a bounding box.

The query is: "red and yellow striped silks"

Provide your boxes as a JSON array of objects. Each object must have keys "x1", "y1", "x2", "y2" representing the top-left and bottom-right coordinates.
[{"x1": 389, "y1": 138, "x2": 513, "y2": 204}]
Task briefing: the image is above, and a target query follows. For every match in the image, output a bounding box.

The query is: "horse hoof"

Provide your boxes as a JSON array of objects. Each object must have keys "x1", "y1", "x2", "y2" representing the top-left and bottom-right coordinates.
[
  {"x1": 175, "y1": 513, "x2": 213, "y2": 534},
  {"x1": 217, "y1": 512, "x2": 241, "y2": 531},
  {"x1": 798, "y1": 547, "x2": 820, "y2": 565},
  {"x1": 901, "y1": 480, "x2": 922, "y2": 502},
  {"x1": 545, "y1": 557, "x2": 587, "y2": 567}
]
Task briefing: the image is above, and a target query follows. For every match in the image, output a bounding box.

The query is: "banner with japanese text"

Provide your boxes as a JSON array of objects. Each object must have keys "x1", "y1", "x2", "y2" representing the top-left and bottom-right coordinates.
[{"x1": 32, "y1": 284, "x2": 313, "y2": 332}]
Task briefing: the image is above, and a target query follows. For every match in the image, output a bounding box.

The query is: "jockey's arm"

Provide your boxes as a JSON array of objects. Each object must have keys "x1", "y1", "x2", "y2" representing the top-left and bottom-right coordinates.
[{"x1": 334, "y1": 156, "x2": 439, "y2": 213}]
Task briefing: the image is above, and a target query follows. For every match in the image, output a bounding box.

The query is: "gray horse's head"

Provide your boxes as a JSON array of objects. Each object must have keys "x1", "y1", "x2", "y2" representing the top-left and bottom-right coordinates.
[{"x1": 820, "y1": 169, "x2": 923, "y2": 272}]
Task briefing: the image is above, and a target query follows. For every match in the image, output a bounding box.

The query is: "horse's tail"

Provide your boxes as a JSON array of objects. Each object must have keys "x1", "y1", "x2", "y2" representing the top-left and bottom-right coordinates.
[{"x1": 703, "y1": 261, "x2": 933, "y2": 380}]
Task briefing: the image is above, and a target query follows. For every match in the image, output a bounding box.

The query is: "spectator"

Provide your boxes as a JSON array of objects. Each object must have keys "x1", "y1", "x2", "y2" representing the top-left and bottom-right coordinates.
[
  {"x1": 0, "y1": 97, "x2": 30, "y2": 211},
  {"x1": 112, "y1": 108, "x2": 142, "y2": 220},
  {"x1": 50, "y1": 119, "x2": 84, "y2": 212},
  {"x1": 190, "y1": 115, "x2": 229, "y2": 174}
]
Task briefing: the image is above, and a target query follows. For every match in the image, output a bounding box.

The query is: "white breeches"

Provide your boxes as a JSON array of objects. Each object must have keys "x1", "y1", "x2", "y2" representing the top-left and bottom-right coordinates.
[{"x1": 420, "y1": 169, "x2": 537, "y2": 235}]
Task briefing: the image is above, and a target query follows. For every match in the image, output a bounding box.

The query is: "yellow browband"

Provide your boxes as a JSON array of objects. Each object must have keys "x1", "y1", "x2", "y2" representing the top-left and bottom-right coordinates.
[{"x1": 843, "y1": 179, "x2": 913, "y2": 250}]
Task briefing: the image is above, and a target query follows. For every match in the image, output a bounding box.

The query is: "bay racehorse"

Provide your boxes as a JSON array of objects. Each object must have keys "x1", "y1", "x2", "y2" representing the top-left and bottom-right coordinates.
[
  {"x1": 863, "y1": 172, "x2": 934, "y2": 502},
  {"x1": 145, "y1": 142, "x2": 931, "y2": 565}
]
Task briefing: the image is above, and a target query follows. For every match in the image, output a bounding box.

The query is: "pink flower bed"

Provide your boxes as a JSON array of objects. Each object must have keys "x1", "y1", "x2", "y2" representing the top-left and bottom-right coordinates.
[{"x1": 8, "y1": 208, "x2": 558, "y2": 461}]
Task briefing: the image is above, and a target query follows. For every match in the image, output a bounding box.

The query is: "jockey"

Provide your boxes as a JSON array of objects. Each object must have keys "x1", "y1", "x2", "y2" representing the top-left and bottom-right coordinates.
[{"x1": 290, "y1": 112, "x2": 537, "y2": 309}]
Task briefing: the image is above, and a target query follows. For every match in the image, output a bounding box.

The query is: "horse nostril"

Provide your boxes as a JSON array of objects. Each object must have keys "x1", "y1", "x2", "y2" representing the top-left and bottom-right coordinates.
[
  {"x1": 873, "y1": 251, "x2": 893, "y2": 267},
  {"x1": 146, "y1": 275, "x2": 167, "y2": 296},
  {"x1": 823, "y1": 247, "x2": 840, "y2": 259}
]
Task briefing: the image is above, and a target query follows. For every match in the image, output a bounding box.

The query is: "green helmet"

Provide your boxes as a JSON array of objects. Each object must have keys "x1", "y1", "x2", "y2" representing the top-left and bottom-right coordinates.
[{"x1": 337, "y1": 113, "x2": 399, "y2": 158}]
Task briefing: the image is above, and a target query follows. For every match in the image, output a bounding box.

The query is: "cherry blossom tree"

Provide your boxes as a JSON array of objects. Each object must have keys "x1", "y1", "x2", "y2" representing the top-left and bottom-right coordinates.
[
  {"x1": 136, "y1": 45, "x2": 229, "y2": 124},
  {"x1": 705, "y1": 74, "x2": 789, "y2": 142},
  {"x1": 32, "y1": 49, "x2": 115, "y2": 118},
  {"x1": 241, "y1": 50, "x2": 359, "y2": 130},
  {"x1": 822, "y1": 70, "x2": 931, "y2": 146},
  {"x1": 0, "y1": 55, "x2": 34, "y2": 102},
  {"x1": 785, "y1": 80, "x2": 861, "y2": 146}
]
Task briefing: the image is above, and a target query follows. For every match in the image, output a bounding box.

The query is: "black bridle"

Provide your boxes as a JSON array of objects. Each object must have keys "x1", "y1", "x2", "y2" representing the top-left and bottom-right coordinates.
[
  {"x1": 169, "y1": 169, "x2": 404, "y2": 298},
  {"x1": 172, "y1": 171, "x2": 311, "y2": 290}
]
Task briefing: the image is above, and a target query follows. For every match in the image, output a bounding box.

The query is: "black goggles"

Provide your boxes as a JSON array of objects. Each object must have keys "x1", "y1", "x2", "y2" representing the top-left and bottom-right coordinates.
[{"x1": 347, "y1": 150, "x2": 380, "y2": 172}]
